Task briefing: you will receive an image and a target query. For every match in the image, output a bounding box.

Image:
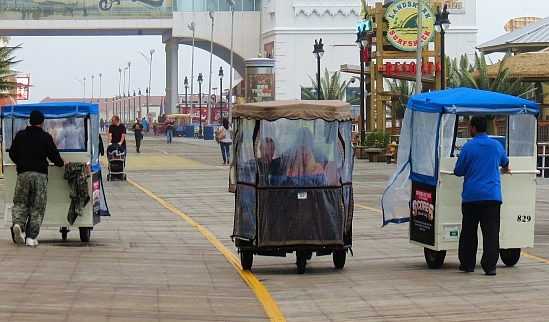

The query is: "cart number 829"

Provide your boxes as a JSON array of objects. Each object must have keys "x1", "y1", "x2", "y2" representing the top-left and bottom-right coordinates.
[{"x1": 517, "y1": 215, "x2": 532, "y2": 222}]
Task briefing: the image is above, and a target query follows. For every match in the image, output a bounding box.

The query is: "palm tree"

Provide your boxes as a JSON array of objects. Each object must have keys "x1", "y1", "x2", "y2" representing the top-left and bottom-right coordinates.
[
  {"x1": 448, "y1": 51, "x2": 536, "y2": 134},
  {"x1": 385, "y1": 78, "x2": 414, "y2": 120},
  {"x1": 301, "y1": 68, "x2": 353, "y2": 101},
  {"x1": 450, "y1": 51, "x2": 535, "y2": 98},
  {"x1": 0, "y1": 44, "x2": 21, "y2": 97}
]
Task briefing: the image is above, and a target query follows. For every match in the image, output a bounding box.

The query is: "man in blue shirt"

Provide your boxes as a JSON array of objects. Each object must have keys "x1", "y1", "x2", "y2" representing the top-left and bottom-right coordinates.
[{"x1": 454, "y1": 115, "x2": 511, "y2": 276}]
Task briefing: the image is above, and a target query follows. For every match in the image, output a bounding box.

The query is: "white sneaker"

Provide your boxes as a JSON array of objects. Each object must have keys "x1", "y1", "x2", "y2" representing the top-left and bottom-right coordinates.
[
  {"x1": 12, "y1": 224, "x2": 25, "y2": 244},
  {"x1": 25, "y1": 237, "x2": 38, "y2": 247}
]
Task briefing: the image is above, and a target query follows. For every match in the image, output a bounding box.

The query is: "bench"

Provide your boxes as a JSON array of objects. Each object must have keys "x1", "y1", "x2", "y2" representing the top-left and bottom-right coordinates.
[
  {"x1": 353, "y1": 146, "x2": 369, "y2": 159},
  {"x1": 365, "y1": 148, "x2": 382, "y2": 162}
]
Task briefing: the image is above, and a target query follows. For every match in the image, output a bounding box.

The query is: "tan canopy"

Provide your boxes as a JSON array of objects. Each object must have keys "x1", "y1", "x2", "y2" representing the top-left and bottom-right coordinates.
[{"x1": 232, "y1": 100, "x2": 352, "y2": 121}]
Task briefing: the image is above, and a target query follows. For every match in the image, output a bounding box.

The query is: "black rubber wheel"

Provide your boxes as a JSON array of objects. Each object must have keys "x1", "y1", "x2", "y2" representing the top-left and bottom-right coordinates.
[
  {"x1": 60, "y1": 227, "x2": 69, "y2": 240},
  {"x1": 106, "y1": 174, "x2": 110, "y2": 181},
  {"x1": 500, "y1": 248, "x2": 521, "y2": 266},
  {"x1": 333, "y1": 250, "x2": 347, "y2": 269},
  {"x1": 240, "y1": 250, "x2": 253, "y2": 270},
  {"x1": 424, "y1": 248, "x2": 446, "y2": 269},
  {"x1": 123, "y1": 174, "x2": 127, "y2": 180},
  {"x1": 296, "y1": 252, "x2": 307, "y2": 274},
  {"x1": 79, "y1": 227, "x2": 91, "y2": 242}
]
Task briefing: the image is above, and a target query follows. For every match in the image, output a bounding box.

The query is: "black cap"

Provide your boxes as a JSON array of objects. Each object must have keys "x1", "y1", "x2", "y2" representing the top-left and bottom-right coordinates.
[{"x1": 29, "y1": 110, "x2": 45, "y2": 125}]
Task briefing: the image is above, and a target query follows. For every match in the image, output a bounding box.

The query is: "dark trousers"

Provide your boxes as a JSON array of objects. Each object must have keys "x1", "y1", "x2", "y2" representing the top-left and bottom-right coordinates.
[
  {"x1": 458, "y1": 201, "x2": 501, "y2": 272},
  {"x1": 135, "y1": 133, "x2": 142, "y2": 151}
]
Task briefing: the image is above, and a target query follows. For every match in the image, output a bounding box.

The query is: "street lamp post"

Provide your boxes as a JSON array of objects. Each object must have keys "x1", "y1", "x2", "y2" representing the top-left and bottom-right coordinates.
[
  {"x1": 138, "y1": 88, "x2": 142, "y2": 119},
  {"x1": 198, "y1": 73, "x2": 204, "y2": 138},
  {"x1": 133, "y1": 90, "x2": 136, "y2": 121},
  {"x1": 435, "y1": 4, "x2": 451, "y2": 90},
  {"x1": 76, "y1": 78, "x2": 86, "y2": 99},
  {"x1": 184, "y1": 76, "x2": 189, "y2": 110},
  {"x1": 91, "y1": 75, "x2": 94, "y2": 102},
  {"x1": 118, "y1": 68, "x2": 122, "y2": 98},
  {"x1": 207, "y1": 10, "x2": 214, "y2": 124},
  {"x1": 139, "y1": 49, "x2": 155, "y2": 116},
  {"x1": 218, "y1": 66, "x2": 224, "y2": 121},
  {"x1": 127, "y1": 61, "x2": 131, "y2": 97},
  {"x1": 188, "y1": 21, "x2": 196, "y2": 122},
  {"x1": 356, "y1": 25, "x2": 369, "y2": 144},
  {"x1": 227, "y1": 0, "x2": 235, "y2": 119},
  {"x1": 123, "y1": 67, "x2": 128, "y2": 122},
  {"x1": 99, "y1": 73, "x2": 102, "y2": 103},
  {"x1": 312, "y1": 39, "x2": 324, "y2": 100}
]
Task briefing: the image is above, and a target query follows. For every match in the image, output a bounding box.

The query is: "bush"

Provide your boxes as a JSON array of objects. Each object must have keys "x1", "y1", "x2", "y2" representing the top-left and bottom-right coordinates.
[{"x1": 363, "y1": 132, "x2": 391, "y2": 148}]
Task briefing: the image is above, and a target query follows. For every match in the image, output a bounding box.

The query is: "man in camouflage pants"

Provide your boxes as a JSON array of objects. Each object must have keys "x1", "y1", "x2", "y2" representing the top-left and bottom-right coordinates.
[{"x1": 9, "y1": 110, "x2": 65, "y2": 246}]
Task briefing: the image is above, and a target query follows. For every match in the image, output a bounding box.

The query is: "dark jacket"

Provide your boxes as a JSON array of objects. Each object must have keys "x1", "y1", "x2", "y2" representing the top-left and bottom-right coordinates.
[{"x1": 9, "y1": 125, "x2": 64, "y2": 175}]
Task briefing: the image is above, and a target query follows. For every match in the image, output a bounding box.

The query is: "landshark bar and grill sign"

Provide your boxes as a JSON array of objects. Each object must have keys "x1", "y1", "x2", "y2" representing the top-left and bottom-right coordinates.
[{"x1": 384, "y1": 0, "x2": 436, "y2": 51}]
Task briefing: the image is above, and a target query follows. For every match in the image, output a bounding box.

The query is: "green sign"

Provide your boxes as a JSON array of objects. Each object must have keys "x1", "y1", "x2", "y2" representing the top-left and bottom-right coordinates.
[{"x1": 356, "y1": 20, "x2": 372, "y2": 33}]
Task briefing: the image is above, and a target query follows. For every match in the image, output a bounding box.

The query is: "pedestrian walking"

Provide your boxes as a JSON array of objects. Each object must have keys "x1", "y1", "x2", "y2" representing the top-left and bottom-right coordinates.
[
  {"x1": 100, "y1": 118, "x2": 105, "y2": 132},
  {"x1": 9, "y1": 110, "x2": 66, "y2": 246},
  {"x1": 131, "y1": 118, "x2": 144, "y2": 153},
  {"x1": 141, "y1": 117, "x2": 149, "y2": 134},
  {"x1": 165, "y1": 118, "x2": 174, "y2": 143},
  {"x1": 216, "y1": 118, "x2": 233, "y2": 164},
  {"x1": 108, "y1": 115, "x2": 126, "y2": 150},
  {"x1": 453, "y1": 115, "x2": 511, "y2": 276}
]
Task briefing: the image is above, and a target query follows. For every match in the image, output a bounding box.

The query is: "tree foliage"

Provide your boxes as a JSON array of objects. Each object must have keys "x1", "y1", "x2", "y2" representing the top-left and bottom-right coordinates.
[
  {"x1": 385, "y1": 78, "x2": 415, "y2": 120},
  {"x1": 301, "y1": 68, "x2": 353, "y2": 101},
  {"x1": 0, "y1": 44, "x2": 21, "y2": 98},
  {"x1": 448, "y1": 51, "x2": 535, "y2": 98}
]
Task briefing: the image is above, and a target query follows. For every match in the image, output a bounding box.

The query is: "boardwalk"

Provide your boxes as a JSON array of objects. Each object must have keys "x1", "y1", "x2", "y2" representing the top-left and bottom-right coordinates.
[{"x1": 1, "y1": 133, "x2": 549, "y2": 321}]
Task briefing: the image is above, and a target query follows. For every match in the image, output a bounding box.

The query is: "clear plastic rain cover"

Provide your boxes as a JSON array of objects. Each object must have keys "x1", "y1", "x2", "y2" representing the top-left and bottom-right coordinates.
[{"x1": 232, "y1": 118, "x2": 353, "y2": 247}]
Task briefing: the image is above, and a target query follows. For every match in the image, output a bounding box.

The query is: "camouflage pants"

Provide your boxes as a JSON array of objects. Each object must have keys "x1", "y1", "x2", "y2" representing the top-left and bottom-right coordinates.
[{"x1": 12, "y1": 172, "x2": 48, "y2": 239}]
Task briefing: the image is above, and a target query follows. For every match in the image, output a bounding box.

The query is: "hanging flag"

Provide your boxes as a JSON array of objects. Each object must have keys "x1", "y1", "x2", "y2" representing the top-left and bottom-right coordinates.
[{"x1": 159, "y1": 97, "x2": 164, "y2": 116}]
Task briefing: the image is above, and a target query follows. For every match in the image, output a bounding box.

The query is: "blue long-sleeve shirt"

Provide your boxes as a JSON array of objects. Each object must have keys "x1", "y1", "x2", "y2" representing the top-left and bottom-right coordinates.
[{"x1": 453, "y1": 133, "x2": 509, "y2": 203}]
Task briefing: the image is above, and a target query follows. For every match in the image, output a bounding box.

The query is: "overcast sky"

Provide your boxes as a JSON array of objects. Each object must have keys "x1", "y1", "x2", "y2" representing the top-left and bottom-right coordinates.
[{"x1": 9, "y1": 0, "x2": 549, "y2": 103}]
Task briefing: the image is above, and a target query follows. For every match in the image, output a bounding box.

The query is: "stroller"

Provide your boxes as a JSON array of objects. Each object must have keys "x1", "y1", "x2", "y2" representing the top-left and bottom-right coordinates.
[{"x1": 106, "y1": 144, "x2": 126, "y2": 181}]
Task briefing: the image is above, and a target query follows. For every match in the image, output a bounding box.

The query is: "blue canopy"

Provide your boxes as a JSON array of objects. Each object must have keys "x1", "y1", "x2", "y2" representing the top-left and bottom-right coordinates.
[
  {"x1": 1, "y1": 102, "x2": 99, "y2": 119},
  {"x1": 407, "y1": 87, "x2": 539, "y2": 116}
]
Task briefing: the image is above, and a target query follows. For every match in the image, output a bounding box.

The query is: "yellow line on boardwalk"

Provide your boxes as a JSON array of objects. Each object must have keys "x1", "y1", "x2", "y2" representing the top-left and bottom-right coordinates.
[
  {"x1": 355, "y1": 203, "x2": 382, "y2": 213},
  {"x1": 520, "y1": 251, "x2": 549, "y2": 264},
  {"x1": 126, "y1": 177, "x2": 286, "y2": 322}
]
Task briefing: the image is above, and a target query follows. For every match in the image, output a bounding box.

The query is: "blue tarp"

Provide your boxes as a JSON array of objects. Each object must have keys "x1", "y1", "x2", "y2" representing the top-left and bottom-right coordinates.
[
  {"x1": 407, "y1": 87, "x2": 539, "y2": 115},
  {"x1": 382, "y1": 88, "x2": 539, "y2": 227},
  {"x1": 1, "y1": 102, "x2": 99, "y2": 118}
]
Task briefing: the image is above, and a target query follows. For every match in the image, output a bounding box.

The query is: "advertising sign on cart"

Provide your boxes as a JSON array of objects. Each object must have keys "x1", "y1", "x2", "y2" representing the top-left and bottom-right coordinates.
[{"x1": 410, "y1": 181, "x2": 436, "y2": 246}]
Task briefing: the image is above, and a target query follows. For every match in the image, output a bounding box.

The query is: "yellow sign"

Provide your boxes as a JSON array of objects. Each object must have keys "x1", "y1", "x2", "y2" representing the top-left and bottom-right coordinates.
[{"x1": 384, "y1": 0, "x2": 436, "y2": 51}]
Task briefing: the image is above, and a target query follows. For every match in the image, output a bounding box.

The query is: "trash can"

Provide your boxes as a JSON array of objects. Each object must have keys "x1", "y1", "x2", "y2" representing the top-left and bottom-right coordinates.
[
  {"x1": 204, "y1": 125, "x2": 214, "y2": 140},
  {"x1": 186, "y1": 125, "x2": 195, "y2": 138}
]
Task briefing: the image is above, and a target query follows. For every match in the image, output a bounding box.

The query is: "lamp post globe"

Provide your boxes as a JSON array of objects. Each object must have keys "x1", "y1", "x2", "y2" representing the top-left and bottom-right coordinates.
[
  {"x1": 184, "y1": 76, "x2": 189, "y2": 109},
  {"x1": 312, "y1": 38, "x2": 324, "y2": 100},
  {"x1": 218, "y1": 66, "x2": 224, "y2": 122},
  {"x1": 435, "y1": 4, "x2": 451, "y2": 90},
  {"x1": 355, "y1": 27, "x2": 369, "y2": 144}
]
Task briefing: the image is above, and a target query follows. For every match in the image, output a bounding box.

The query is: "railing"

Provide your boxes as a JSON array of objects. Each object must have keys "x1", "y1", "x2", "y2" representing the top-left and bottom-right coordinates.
[{"x1": 538, "y1": 142, "x2": 549, "y2": 178}]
